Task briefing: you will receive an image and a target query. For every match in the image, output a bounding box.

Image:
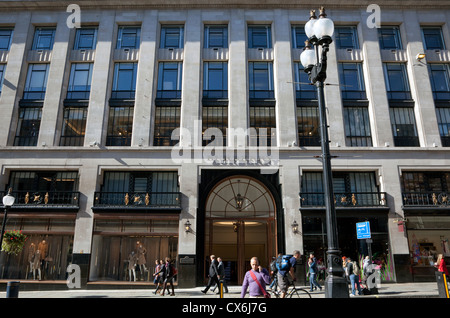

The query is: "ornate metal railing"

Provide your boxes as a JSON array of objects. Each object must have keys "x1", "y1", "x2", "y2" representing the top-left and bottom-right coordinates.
[
  {"x1": 402, "y1": 192, "x2": 449, "y2": 207},
  {"x1": 299, "y1": 192, "x2": 387, "y2": 208},
  {"x1": 0, "y1": 190, "x2": 80, "y2": 208},
  {"x1": 94, "y1": 192, "x2": 181, "y2": 209}
]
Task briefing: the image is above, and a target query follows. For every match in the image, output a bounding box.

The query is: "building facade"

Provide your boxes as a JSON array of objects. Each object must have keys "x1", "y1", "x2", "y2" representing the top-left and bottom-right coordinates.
[{"x1": 0, "y1": 0, "x2": 449, "y2": 287}]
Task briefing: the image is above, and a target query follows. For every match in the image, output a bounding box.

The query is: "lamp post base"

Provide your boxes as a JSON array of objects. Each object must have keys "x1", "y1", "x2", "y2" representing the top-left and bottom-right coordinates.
[{"x1": 324, "y1": 274, "x2": 349, "y2": 298}]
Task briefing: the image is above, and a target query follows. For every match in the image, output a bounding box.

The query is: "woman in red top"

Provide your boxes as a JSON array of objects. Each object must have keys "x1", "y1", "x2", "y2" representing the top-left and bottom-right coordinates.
[{"x1": 436, "y1": 254, "x2": 450, "y2": 277}]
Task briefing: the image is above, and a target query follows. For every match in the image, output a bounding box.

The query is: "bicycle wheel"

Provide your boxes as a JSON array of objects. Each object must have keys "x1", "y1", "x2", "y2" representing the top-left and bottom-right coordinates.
[{"x1": 289, "y1": 288, "x2": 312, "y2": 298}]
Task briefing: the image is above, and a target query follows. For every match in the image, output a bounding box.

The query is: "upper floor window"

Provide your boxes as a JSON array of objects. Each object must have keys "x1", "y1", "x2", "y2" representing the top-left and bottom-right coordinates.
[
  {"x1": 204, "y1": 25, "x2": 228, "y2": 48},
  {"x1": 335, "y1": 26, "x2": 359, "y2": 49},
  {"x1": 0, "y1": 64, "x2": 5, "y2": 95},
  {"x1": 421, "y1": 27, "x2": 445, "y2": 50},
  {"x1": 429, "y1": 64, "x2": 450, "y2": 100},
  {"x1": 0, "y1": 29, "x2": 13, "y2": 50},
  {"x1": 74, "y1": 27, "x2": 98, "y2": 50},
  {"x1": 203, "y1": 62, "x2": 228, "y2": 99},
  {"x1": 249, "y1": 62, "x2": 274, "y2": 99},
  {"x1": 160, "y1": 25, "x2": 184, "y2": 49},
  {"x1": 383, "y1": 63, "x2": 411, "y2": 100},
  {"x1": 23, "y1": 63, "x2": 49, "y2": 100},
  {"x1": 248, "y1": 25, "x2": 272, "y2": 49},
  {"x1": 117, "y1": 26, "x2": 140, "y2": 49},
  {"x1": 8, "y1": 171, "x2": 79, "y2": 193},
  {"x1": 111, "y1": 63, "x2": 138, "y2": 99},
  {"x1": 378, "y1": 26, "x2": 402, "y2": 50},
  {"x1": 294, "y1": 62, "x2": 316, "y2": 100},
  {"x1": 32, "y1": 27, "x2": 55, "y2": 50},
  {"x1": 157, "y1": 62, "x2": 183, "y2": 99},
  {"x1": 292, "y1": 25, "x2": 307, "y2": 49},
  {"x1": 338, "y1": 63, "x2": 366, "y2": 100},
  {"x1": 67, "y1": 63, "x2": 93, "y2": 100}
]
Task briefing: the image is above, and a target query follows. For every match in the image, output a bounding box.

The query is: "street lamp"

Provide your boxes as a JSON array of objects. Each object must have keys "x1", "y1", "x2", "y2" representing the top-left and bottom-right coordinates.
[
  {"x1": 0, "y1": 188, "x2": 15, "y2": 251},
  {"x1": 300, "y1": 7, "x2": 349, "y2": 298}
]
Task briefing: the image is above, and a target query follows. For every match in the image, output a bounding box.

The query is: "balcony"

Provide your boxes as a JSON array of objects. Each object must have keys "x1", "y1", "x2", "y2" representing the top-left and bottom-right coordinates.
[
  {"x1": 299, "y1": 192, "x2": 387, "y2": 209},
  {"x1": 402, "y1": 192, "x2": 449, "y2": 208},
  {"x1": 93, "y1": 191, "x2": 181, "y2": 212},
  {"x1": 0, "y1": 190, "x2": 80, "y2": 210}
]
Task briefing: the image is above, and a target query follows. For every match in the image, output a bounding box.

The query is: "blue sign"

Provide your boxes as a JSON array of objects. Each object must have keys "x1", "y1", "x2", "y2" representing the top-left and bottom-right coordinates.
[{"x1": 356, "y1": 221, "x2": 371, "y2": 239}]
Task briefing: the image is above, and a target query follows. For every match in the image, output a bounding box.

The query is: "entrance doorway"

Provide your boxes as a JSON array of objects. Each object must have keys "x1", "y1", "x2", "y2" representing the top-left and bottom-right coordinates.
[{"x1": 204, "y1": 176, "x2": 277, "y2": 285}]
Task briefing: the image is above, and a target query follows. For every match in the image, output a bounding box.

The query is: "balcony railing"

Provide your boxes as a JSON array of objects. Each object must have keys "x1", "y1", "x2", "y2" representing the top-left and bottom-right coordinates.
[
  {"x1": 0, "y1": 190, "x2": 80, "y2": 208},
  {"x1": 93, "y1": 192, "x2": 181, "y2": 209},
  {"x1": 402, "y1": 192, "x2": 449, "y2": 207},
  {"x1": 299, "y1": 192, "x2": 387, "y2": 208}
]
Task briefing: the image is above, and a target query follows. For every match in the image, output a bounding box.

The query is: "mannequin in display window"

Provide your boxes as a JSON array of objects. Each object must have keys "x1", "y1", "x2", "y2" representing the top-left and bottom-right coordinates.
[
  {"x1": 27, "y1": 243, "x2": 41, "y2": 280},
  {"x1": 37, "y1": 240, "x2": 49, "y2": 279},
  {"x1": 128, "y1": 251, "x2": 137, "y2": 282},
  {"x1": 136, "y1": 242, "x2": 147, "y2": 280}
]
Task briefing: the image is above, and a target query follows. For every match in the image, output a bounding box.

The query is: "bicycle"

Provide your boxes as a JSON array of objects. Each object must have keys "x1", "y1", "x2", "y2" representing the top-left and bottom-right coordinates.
[{"x1": 269, "y1": 280, "x2": 312, "y2": 298}]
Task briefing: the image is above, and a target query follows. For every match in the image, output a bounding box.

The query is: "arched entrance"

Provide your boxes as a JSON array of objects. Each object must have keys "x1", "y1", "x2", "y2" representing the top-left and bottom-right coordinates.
[{"x1": 204, "y1": 175, "x2": 277, "y2": 285}]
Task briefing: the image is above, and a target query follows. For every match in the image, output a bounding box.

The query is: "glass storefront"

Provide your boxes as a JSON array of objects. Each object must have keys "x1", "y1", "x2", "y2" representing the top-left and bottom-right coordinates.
[
  {"x1": 0, "y1": 218, "x2": 74, "y2": 280},
  {"x1": 89, "y1": 219, "x2": 178, "y2": 282}
]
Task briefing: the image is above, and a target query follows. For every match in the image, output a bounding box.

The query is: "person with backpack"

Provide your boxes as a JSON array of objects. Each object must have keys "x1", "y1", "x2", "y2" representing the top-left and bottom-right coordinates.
[
  {"x1": 268, "y1": 254, "x2": 281, "y2": 290},
  {"x1": 308, "y1": 253, "x2": 322, "y2": 292},
  {"x1": 346, "y1": 257, "x2": 362, "y2": 296},
  {"x1": 277, "y1": 250, "x2": 300, "y2": 298}
]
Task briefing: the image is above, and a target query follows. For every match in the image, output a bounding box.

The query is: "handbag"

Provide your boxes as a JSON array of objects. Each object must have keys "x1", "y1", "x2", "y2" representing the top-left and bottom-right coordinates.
[{"x1": 249, "y1": 270, "x2": 271, "y2": 298}]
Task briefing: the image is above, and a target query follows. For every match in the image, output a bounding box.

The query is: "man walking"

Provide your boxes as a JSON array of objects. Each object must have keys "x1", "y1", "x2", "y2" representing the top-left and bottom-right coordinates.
[
  {"x1": 212, "y1": 257, "x2": 228, "y2": 293},
  {"x1": 202, "y1": 255, "x2": 220, "y2": 294},
  {"x1": 277, "y1": 250, "x2": 301, "y2": 298}
]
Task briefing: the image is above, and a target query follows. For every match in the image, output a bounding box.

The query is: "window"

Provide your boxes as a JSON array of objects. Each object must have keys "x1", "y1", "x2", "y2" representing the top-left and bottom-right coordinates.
[
  {"x1": 429, "y1": 64, "x2": 450, "y2": 100},
  {"x1": 384, "y1": 63, "x2": 411, "y2": 100},
  {"x1": 202, "y1": 106, "x2": 227, "y2": 146},
  {"x1": 436, "y1": 107, "x2": 450, "y2": 146},
  {"x1": 60, "y1": 107, "x2": 87, "y2": 146},
  {"x1": 67, "y1": 63, "x2": 93, "y2": 100},
  {"x1": 343, "y1": 106, "x2": 372, "y2": 147},
  {"x1": 0, "y1": 64, "x2": 5, "y2": 95},
  {"x1": 23, "y1": 64, "x2": 49, "y2": 100},
  {"x1": 297, "y1": 106, "x2": 320, "y2": 146},
  {"x1": 248, "y1": 25, "x2": 272, "y2": 48},
  {"x1": 335, "y1": 26, "x2": 359, "y2": 49},
  {"x1": 0, "y1": 29, "x2": 13, "y2": 50},
  {"x1": 157, "y1": 62, "x2": 183, "y2": 99},
  {"x1": 117, "y1": 26, "x2": 140, "y2": 49},
  {"x1": 111, "y1": 63, "x2": 138, "y2": 99},
  {"x1": 339, "y1": 63, "x2": 366, "y2": 100},
  {"x1": 422, "y1": 27, "x2": 445, "y2": 50},
  {"x1": 249, "y1": 62, "x2": 274, "y2": 99},
  {"x1": 153, "y1": 106, "x2": 181, "y2": 146},
  {"x1": 294, "y1": 62, "x2": 316, "y2": 100},
  {"x1": 401, "y1": 171, "x2": 450, "y2": 193},
  {"x1": 74, "y1": 27, "x2": 97, "y2": 50},
  {"x1": 160, "y1": 25, "x2": 184, "y2": 49},
  {"x1": 14, "y1": 107, "x2": 42, "y2": 146},
  {"x1": 106, "y1": 106, "x2": 134, "y2": 146},
  {"x1": 389, "y1": 107, "x2": 419, "y2": 147},
  {"x1": 203, "y1": 62, "x2": 228, "y2": 99},
  {"x1": 8, "y1": 171, "x2": 79, "y2": 193},
  {"x1": 292, "y1": 25, "x2": 308, "y2": 49},
  {"x1": 378, "y1": 26, "x2": 402, "y2": 50},
  {"x1": 249, "y1": 106, "x2": 276, "y2": 146},
  {"x1": 32, "y1": 27, "x2": 55, "y2": 50},
  {"x1": 204, "y1": 25, "x2": 228, "y2": 48}
]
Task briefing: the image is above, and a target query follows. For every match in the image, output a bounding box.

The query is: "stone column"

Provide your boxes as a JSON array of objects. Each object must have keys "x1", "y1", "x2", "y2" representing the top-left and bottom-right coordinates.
[
  {"x1": 83, "y1": 11, "x2": 115, "y2": 147},
  {"x1": 38, "y1": 13, "x2": 71, "y2": 147},
  {"x1": 132, "y1": 10, "x2": 158, "y2": 147}
]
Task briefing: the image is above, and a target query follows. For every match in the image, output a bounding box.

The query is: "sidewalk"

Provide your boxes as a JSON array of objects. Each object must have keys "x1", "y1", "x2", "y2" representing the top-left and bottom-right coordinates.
[{"x1": 0, "y1": 282, "x2": 441, "y2": 298}]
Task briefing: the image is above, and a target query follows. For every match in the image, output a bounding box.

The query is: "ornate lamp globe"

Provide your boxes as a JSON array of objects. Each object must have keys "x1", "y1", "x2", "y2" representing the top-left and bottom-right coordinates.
[{"x1": 313, "y1": 7, "x2": 334, "y2": 43}]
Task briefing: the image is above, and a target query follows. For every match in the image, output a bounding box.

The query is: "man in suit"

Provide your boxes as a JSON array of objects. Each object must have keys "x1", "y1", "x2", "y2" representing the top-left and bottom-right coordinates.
[
  {"x1": 201, "y1": 254, "x2": 220, "y2": 294},
  {"x1": 212, "y1": 256, "x2": 228, "y2": 293}
]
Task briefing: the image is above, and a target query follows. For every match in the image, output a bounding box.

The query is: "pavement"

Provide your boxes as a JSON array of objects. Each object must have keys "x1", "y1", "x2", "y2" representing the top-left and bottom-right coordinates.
[{"x1": 0, "y1": 282, "x2": 443, "y2": 298}]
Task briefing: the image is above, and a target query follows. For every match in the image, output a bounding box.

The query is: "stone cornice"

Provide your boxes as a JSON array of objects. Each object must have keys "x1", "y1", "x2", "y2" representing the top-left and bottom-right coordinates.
[{"x1": 0, "y1": 0, "x2": 449, "y2": 11}]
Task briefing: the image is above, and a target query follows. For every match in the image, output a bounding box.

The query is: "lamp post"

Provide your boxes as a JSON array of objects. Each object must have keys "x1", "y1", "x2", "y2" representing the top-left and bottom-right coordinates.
[
  {"x1": 0, "y1": 188, "x2": 15, "y2": 251},
  {"x1": 300, "y1": 7, "x2": 349, "y2": 298}
]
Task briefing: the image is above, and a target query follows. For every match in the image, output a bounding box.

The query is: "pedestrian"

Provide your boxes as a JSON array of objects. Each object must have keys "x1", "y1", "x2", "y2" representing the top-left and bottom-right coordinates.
[
  {"x1": 362, "y1": 256, "x2": 372, "y2": 284},
  {"x1": 347, "y1": 257, "x2": 362, "y2": 296},
  {"x1": 277, "y1": 250, "x2": 300, "y2": 298},
  {"x1": 201, "y1": 254, "x2": 220, "y2": 294},
  {"x1": 153, "y1": 257, "x2": 175, "y2": 296},
  {"x1": 308, "y1": 253, "x2": 322, "y2": 292},
  {"x1": 268, "y1": 254, "x2": 281, "y2": 290},
  {"x1": 240, "y1": 256, "x2": 271, "y2": 298},
  {"x1": 435, "y1": 254, "x2": 450, "y2": 277},
  {"x1": 212, "y1": 257, "x2": 228, "y2": 293},
  {"x1": 152, "y1": 259, "x2": 164, "y2": 294}
]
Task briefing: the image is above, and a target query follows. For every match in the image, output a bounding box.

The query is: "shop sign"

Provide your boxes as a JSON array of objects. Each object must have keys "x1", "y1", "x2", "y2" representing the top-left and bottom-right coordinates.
[{"x1": 356, "y1": 221, "x2": 371, "y2": 239}]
